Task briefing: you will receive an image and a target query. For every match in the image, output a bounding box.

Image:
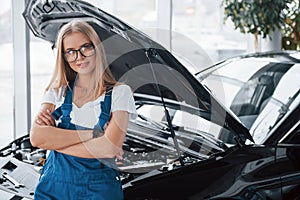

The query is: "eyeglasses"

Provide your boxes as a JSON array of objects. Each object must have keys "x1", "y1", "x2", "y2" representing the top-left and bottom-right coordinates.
[{"x1": 63, "y1": 43, "x2": 95, "y2": 63}]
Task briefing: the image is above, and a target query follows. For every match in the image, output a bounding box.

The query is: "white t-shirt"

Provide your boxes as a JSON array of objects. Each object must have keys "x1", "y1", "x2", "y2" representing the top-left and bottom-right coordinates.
[{"x1": 42, "y1": 84, "x2": 137, "y2": 129}]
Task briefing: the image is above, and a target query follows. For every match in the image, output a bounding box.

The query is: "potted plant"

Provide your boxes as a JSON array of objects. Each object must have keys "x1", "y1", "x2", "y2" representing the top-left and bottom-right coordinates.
[{"x1": 223, "y1": 0, "x2": 293, "y2": 52}]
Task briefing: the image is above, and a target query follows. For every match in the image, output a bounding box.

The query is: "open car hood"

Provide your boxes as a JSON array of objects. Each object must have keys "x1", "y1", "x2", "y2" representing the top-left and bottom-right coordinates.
[{"x1": 23, "y1": 0, "x2": 254, "y2": 144}]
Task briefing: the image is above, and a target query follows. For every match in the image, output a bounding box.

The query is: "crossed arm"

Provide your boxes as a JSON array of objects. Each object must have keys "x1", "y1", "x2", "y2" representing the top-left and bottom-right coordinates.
[{"x1": 30, "y1": 103, "x2": 128, "y2": 158}]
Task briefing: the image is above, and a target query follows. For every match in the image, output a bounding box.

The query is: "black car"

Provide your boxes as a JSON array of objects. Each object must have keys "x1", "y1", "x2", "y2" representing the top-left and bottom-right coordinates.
[{"x1": 0, "y1": 0, "x2": 299, "y2": 199}]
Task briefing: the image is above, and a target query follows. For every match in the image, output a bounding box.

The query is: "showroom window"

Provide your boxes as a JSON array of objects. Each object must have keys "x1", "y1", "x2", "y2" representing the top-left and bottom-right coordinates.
[
  {"x1": 86, "y1": 0, "x2": 157, "y2": 30},
  {"x1": 0, "y1": 0, "x2": 13, "y2": 147},
  {"x1": 30, "y1": 36, "x2": 55, "y2": 126},
  {"x1": 172, "y1": 0, "x2": 248, "y2": 73}
]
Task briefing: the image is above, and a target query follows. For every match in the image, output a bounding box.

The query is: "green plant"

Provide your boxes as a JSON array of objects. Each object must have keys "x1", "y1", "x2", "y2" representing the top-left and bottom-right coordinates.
[
  {"x1": 223, "y1": 0, "x2": 293, "y2": 52},
  {"x1": 282, "y1": 0, "x2": 300, "y2": 50}
]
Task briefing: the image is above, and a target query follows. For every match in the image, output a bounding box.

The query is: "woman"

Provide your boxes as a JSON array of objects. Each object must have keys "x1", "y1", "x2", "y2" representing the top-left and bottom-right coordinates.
[{"x1": 31, "y1": 20, "x2": 137, "y2": 199}]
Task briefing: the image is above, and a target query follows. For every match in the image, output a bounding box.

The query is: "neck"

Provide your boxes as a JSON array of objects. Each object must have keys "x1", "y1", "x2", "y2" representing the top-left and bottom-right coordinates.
[{"x1": 75, "y1": 74, "x2": 93, "y2": 88}]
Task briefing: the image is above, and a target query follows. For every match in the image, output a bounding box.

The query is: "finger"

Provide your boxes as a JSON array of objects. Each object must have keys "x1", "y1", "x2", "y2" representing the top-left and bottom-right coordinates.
[
  {"x1": 39, "y1": 112, "x2": 52, "y2": 126},
  {"x1": 35, "y1": 116, "x2": 47, "y2": 125},
  {"x1": 40, "y1": 110, "x2": 55, "y2": 126},
  {"x1": 116, "y1": 150, "x2": 124, "y2": 160},
  {"x1": 46, "y1": 109, "x2": 55, "y2": 126},
  {"x1": 116, "y1": 154, "x2": 123, "y2": 160},
  {"x1": 35, "y1": 119, "x2": 42, "y2": 125},
  {"x1": 38, "y1": 116, "x2": 50, "y2": 126}
]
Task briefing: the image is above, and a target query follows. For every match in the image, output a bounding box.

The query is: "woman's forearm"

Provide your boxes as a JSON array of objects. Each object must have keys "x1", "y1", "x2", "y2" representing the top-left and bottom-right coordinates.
[
  {"x1": 57, "y1": 134, "x2": 123, "y2": 158},
  {"x1": 30, "y1": 123, "x2": 93, "y2": 150},
  {"x1": 57, "y1": 111, "x2": 128, "y2": 158},
  {"x1": 31, "y1": 110, "x2": 128, "y2": 156}
]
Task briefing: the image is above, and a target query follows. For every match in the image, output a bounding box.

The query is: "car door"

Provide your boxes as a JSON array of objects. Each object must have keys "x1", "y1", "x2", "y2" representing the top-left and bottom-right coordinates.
[{"x1": 276, "y1": 123, "x2": 300, "y2": 199}]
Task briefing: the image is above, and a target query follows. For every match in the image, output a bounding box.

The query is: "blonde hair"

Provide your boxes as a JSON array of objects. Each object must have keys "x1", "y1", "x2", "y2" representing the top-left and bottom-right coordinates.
[{"x1": 46, "y1": 20, "x2": 116, "y2": 98}]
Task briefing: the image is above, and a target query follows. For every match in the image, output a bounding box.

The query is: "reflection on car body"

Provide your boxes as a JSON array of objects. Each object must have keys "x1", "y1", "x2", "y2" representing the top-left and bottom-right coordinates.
[{"x1": 0, "y1": 0, "x2": 299, "y2": 199}]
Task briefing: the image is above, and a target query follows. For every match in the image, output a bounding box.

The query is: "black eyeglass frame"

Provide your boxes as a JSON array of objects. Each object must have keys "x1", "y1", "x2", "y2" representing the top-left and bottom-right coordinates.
[{"x1": 63, "y1": 43, "x2": 95, "y2": 63}]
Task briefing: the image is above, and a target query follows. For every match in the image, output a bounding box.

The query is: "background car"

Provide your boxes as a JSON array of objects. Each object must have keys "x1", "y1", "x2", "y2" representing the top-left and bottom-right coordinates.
[
  {"x1": 0, "y1": 0, "x2": 299, "y2": 199},
  {"x1": 196, "y1": 52, "x2": 300, "y2": 144}
]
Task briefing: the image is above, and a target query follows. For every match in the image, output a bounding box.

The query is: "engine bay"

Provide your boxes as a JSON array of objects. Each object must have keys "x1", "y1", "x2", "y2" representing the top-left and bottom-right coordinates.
[{"x1": 0, "y1": 133, "x2": 201, "y2": 199}]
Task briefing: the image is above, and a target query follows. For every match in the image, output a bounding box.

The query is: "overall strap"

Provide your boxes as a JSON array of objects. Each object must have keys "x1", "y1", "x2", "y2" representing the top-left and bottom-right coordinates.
[
  {"x1": 51, "y1": 82, "x2": 75, "y2": 129},
  {"x1": 95, "y1": 86, "x2": 113, "y2": 131}
]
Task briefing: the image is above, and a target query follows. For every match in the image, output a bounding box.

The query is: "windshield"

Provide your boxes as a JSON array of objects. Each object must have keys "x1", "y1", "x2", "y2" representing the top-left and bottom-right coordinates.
[
  {"x1": 196, "y1": 58, "x2": 300, "y2": 144},
  {"x1": 250, "y1": 66, "x2": 300, "y2": 143}
]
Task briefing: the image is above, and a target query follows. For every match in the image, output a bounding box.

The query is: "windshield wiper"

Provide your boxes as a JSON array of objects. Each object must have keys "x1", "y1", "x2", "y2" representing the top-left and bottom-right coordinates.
[
  {"x1": 276, "y1": 88, "x2": 300, "y2": 123},
  {"x1": 254, "y1": 88, "x2": 300, "y2": 134}
]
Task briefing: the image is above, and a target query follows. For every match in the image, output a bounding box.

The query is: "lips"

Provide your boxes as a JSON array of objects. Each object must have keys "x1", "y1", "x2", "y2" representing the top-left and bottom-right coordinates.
[{"x1": 76, "y1": 62, "x2": 88, "y2": 68}]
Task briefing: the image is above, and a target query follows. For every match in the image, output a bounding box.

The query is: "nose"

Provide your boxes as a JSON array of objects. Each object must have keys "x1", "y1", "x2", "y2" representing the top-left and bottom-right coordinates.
[{"x1": 76, "y1": 51, "x2": 85, "y2": 61}]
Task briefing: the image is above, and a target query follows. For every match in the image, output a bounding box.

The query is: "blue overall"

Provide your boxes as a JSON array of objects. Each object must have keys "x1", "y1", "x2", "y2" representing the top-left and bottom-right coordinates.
[{"x1": 34, "y1": 83, "x2": 123, "y2": 200}]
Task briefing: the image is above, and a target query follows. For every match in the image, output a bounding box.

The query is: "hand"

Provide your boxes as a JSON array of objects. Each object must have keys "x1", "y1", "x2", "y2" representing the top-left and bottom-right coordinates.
[
  {"x1": 36, "y1": 109, "x2": 55, "y2": 126},
  {"x1": 116, "y1": 149, "x2": 124, "y2": 160}
]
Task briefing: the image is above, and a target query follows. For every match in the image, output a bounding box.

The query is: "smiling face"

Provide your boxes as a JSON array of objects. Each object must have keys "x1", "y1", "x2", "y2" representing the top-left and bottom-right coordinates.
[{"x1": 63, "y1": 31, "x2": 96, "y2": 76}]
